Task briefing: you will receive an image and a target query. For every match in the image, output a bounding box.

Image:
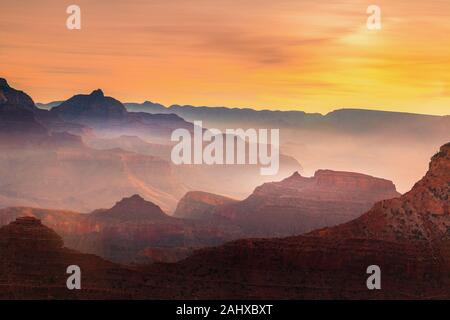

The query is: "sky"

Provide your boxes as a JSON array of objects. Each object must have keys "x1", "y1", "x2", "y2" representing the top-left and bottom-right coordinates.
[{"x1": 1, "y1": 0, "x2": 449, "y2": 115}]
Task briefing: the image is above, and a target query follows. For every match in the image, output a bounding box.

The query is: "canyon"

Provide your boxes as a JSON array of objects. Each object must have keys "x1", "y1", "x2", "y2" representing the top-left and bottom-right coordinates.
[
  {"x1": 1, "y1": 76, "x2": 449, "y2": 299},
  {"x1": 0, "y1": 78, "x2": 301, "y2": 212},
  {"x1": 144, "y1": 142, "x2": 450, "y2": 299},
  {"x1": 0, "y1": 166, "x2": 401, "y2": 264},
  {"x1": 0, "y1": 142, "x2": 448, "y2": 299}
]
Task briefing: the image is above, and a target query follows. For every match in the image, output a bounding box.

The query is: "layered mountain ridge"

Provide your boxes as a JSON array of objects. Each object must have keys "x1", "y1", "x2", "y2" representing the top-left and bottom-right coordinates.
[
  {"x1": 0, "y1": 194, "x2": 241, "y2": 264},
  {"x1": 0, "y1": 78, "x2": 303, "y2": 213},
  {"x1": 50, "y1": 88, "x2": 193, "y2": 142},
  {"x1": 118, "y1": 100, "x2": 450, "y2": 193},
  {"x1": 0, "y1": 140, "x2": 448, "y2": 298},
  {"x1": 175, "y1": 169, "x2": 401, "y2": 236},
  {"x1": 147, "y1": 142, "x2": 450, "y2": 299}
]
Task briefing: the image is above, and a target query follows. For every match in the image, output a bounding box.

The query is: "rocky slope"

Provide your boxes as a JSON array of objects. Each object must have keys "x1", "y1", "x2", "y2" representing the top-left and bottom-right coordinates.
[
  {"x1": 0, "y1": 78, "x2": 37, "y2": 112},
  {"x1": 311, "y1": 142, "x2": 450, "y2": 242},
  {"x1": 142, "y1": 142, "x2": 450, "y2": 299}
]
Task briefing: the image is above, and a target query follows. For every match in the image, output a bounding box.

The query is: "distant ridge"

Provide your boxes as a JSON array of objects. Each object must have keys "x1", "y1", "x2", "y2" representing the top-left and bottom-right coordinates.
[
  {"x1": 120, "y1": 101, "x2": 450, "y2": 141},
  {"x1": 175, "y1": 169, "x2": 401, "y2": 237},
  {"x1": 52, "y1": 89, "x2": 127, "y2": 121}
]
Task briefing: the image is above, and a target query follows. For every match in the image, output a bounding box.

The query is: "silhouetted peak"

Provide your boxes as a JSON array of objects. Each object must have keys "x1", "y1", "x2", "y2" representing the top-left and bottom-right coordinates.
[
  {"x1": 0, "y1": 79, "x2": 37, "y2": 111},
  {"x1": 90, "y1": 89, "x2": 104, "y2": 98},
  {"x1": 111, "y1": 194, "x2": 160, "y2": 211},
  {"x1": 97, "y1": 194, "x2": 168, "y2": 221},
  {"x1": 116, "y1": 194, "x2": 146, "y2": 205},
  {"x1": 0, "y1": 78, "x2": 9, "y2": 88},
  {"x1": 52, "y1": 88, "x2": 127, "y2": 120},
  {"x1": 290, "y1": 171, "x2": 302, "y2": 178},
  {"x1": 279, "y1": 171, "x2": 304, "y2": 184}
]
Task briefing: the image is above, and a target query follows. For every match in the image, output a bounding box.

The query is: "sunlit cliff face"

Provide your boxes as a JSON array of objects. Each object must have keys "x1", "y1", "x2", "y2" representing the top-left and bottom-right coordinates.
[{"x1": 1, "y1": 0, "x2": 449, "y2": 115}]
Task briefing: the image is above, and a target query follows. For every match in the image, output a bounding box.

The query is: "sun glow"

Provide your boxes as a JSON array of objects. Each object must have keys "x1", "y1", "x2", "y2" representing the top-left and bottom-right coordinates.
[{"x1": 0, "y1": 0, "x2": 449, "y2": 115}]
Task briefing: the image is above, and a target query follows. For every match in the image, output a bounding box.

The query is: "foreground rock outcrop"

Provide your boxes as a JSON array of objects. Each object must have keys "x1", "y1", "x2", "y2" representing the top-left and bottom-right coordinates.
[
  {"x1": 0, "y1": 216, "x2": 149, "y2": 299},
  {"x1": 311, "y1": 142, "x2": 450, "y2": 241}
]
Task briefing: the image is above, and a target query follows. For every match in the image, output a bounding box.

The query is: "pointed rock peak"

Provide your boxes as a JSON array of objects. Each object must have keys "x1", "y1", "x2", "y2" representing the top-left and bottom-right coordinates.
[
  {"x1": 0, "y1": 79, "x2": 36, "y2": 110},
  {"x1": 101, "y1": 194, "x2": 168, "y2": 221},
  {"x1": 0, "y1": 78, "x2": 9, "y2": 88},
  {"x1": 283, "y1": 171, "x2": 303, "y2": 182},
  {"x1": 90, "y1": 89, "x2": 104, "y2": 97},
  {"x1": 53, "y1": 88, "x2": 127, "y2": 119},
  {"x1": 111, "y1": 194, "x2": 160, "y2": 211},
  {"x1": 291, "y1": 171, "x2": 302, "y2": 178}
]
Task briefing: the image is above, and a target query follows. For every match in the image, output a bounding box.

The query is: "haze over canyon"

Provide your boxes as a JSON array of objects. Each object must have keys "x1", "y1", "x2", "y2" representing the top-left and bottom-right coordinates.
[{"x1": 0, "y1": 76, "x2": 448, "y2": 299}]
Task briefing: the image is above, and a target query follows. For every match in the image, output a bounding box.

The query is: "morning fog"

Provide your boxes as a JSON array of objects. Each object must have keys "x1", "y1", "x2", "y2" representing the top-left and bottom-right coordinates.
[{"x1": 171, "y1": 121, "x2": 280, "y2": 176}]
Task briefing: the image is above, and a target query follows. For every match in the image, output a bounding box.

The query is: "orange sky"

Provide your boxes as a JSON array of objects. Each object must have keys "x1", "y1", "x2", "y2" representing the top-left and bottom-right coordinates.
[{"x1": 1, "y1": 0, "x2": 449, "y2": 115}]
